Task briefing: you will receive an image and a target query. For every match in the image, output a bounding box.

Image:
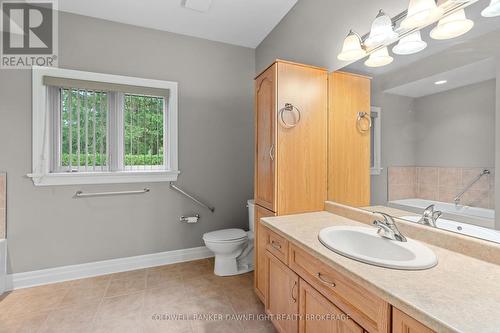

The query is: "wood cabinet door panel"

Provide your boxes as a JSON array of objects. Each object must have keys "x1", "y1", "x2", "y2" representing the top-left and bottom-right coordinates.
[
  {"x1": 276, "y1": 62, "x2": 328, "y2": 215},
  {"x1": 328, "y1": 71, "x2": 371, "y2": 207},
  {"x1": 254, "y1": 205, "x2": 276, "y2": 303},
  {"x1": 266, "y1": 251, "x2": 299, "y2": 333},
  {"x1": 289, "y1": 244, "x2": 390, "y2": 333},
  {"x1": 392, "y1": 308, "x2": 435, "y2": 333},
  {"x1": 255, "y1": 64, "x2": 277, "y2": 212},
  {"x1": 299, "y1": 279, "x2": 363, "y2": 333}
]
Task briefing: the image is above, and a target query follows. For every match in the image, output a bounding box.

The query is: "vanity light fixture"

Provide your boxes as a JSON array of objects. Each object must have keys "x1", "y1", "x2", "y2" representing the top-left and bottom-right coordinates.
[
  {"x1": 393, "y1": 31, "x2": 427, "y2": 55},
  {"x1": 482, "y1": 0, "x2": 500, "y2": 17},
  {"x1": 434, "y1": 80, "x2": 447, "y2": 85},
  {"x1": 365, "y1": 10, "x2": 399, "y2": 47},
  {"x1": 365, "y1": 47, "x2": 394, "y2": 67},
  {"x1": 400, "y1": 0, "x2": 444, "y2": 29},
  {"x1": 430, "y1": 9, "x2": 474, "y2": 40},
  {"x1": 338, "y1": 30, "x2": 367, "y2": 61}
]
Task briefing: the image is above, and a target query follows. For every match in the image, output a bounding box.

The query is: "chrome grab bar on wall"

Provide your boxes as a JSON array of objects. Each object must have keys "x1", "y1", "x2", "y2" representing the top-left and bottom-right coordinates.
[
  {"x1": 169, "y1": 182, "x2": 215, "y2": 213},
  {"x1": 74, "y1": 188, "x2": 150, "y2": 198}
]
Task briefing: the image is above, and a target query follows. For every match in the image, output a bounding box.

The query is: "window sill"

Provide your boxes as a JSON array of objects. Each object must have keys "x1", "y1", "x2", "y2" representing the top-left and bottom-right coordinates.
[{"x1": 29, "y1": 170, "x2": 180, "y2": 186}]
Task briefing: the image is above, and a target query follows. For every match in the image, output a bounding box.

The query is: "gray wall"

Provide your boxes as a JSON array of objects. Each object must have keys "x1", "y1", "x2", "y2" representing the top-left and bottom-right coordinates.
[
  {"x1": 0, "y1": 12, "x2": 255, "y2": 273},
  {"x1": 414, "y1": 80, "x2": 496, "y2": 167},
  {"x1": 255, "y1": 0, "x2": 407, "y2": 73}
]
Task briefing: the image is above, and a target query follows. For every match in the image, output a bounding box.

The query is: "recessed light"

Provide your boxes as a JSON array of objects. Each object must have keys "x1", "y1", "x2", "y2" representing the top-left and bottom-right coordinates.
[
  {"x1": 183, "y1": 0, "x2": 213, "y2": 12},
  {"x1": 434, "y1": 80, "x2": 448, "y2": 85}
]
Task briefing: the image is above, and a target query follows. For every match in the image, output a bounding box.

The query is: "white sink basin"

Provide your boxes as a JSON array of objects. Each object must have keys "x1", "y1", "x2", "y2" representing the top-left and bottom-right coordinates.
[{"x1": 318, "y1": 226, "x2": 437, "y2": 270}]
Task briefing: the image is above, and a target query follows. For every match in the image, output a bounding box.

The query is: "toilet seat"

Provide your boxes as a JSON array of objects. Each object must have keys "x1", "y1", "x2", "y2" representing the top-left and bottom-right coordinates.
[{"x1": 203, "y1": 228, "x2": 247, "y2": 243}]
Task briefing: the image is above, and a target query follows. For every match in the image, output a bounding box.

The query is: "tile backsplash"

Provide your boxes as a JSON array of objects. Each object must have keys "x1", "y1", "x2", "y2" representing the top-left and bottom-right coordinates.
[
  {"x1": 0, "y1": 173, "x2": 5, "y2": 239},
  {"x1": 389, "y1": 166, "x2": 495, "y2": 209}
]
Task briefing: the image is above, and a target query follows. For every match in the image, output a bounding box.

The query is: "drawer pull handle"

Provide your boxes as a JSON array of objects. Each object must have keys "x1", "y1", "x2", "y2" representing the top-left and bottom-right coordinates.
[
  {"x1": 271, "y1": 240, "x2": 282, "y2": 250},
  {"x1": 291, "y1": 281, "x2": 297, "y2": 303},
  {"x1": 316, "y1": 272, "x2": 336, "y2": 288}
]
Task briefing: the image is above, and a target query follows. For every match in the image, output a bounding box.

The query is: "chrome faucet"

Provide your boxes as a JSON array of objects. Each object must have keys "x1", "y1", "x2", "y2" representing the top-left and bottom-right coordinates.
[
  {"x1": 372, "y1": 212, "x2": 407, "y2": 242},
  {"x1": 454, "y1": 169, "x2": 491, "y2": 206},
  {"x1": 418, "y1": 205, "x2": 442, "y2": 227}
]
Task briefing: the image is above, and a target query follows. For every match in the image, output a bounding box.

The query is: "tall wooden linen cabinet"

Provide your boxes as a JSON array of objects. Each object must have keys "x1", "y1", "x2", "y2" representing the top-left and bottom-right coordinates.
[{"x1": 253, "y1": 60, "x2": 328, "y2": 302}]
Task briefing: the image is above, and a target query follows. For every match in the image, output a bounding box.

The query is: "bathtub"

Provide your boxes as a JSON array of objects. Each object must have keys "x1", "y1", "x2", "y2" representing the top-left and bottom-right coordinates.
[
  {"x1": 0, "y1": 239, "x2": 5, "y2": 294},
  {"x1": 389, "y1": 198, "x2": 495, "y2": 229},
  {"x1": 402, "y1": 216, "x2": 500, "y2": 244}
]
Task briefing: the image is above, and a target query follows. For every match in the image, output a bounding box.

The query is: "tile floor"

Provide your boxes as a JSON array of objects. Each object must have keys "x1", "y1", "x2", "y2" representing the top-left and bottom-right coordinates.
[{"x1": 0, "y1": 259, "x2": 276, "y2": 333}]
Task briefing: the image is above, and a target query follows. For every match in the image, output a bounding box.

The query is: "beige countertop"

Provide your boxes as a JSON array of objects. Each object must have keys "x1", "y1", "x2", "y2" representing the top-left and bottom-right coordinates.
[{"x1": 261, "y1": 211, "x2": 500, "y2": 333}]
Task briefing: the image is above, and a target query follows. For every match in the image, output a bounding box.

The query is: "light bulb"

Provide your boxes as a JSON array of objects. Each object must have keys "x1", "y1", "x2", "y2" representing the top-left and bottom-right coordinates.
[
  {"x1": 393, "y1": 31, "x2": 427, "y2": 55},
  {"x1": 365, "y1": 10, "x2": 399, "y2": 47},
  {"x1": 338, "y1": 30, "x2": 366, "y2": 61},
  {"x1": 482, "y1": 0, "x2": 500, "y2": 17},
  {"x1": 430, "y1": 9, "x2": 474, "y2": 40},
  {"x1": 401, "y1": 0, "x2": 444, "y2": 29},
  {"x1": 365, "y1": 47, "x2": 394, "y2": 68}
]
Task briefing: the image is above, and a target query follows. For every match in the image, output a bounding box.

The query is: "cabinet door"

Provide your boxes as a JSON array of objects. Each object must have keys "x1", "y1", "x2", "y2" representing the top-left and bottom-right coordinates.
[
  {"x1": 254, "y1": 205, "x2": 275, "y2": 303},
  {"x1": 276, "y1": 62, "x2": 328, "y2": 215},
  {"x1": 328, "y1": 71, "x2": 371, "y2": 207},
  {"x1": 299, "y1": 280, "x2": 363, "y2": 333},
  {"x1": 392, "y1": 308, "x2": 435, "y2": 333},
  {"x1": 266, "y1": 251, "x2": 299, "y2": 333},
  {"x1": 255, "y1": 64, "x2": 277, "y2": 212}
]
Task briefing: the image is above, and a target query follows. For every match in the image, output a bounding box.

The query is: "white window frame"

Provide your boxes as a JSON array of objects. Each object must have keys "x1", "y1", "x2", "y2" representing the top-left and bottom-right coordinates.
[
  {"x1": 31, "y1": 66, "x2": 179, "y2": 186},
  {"x1": 370, "y1": 106, "x2": 382, "y2": 176}
]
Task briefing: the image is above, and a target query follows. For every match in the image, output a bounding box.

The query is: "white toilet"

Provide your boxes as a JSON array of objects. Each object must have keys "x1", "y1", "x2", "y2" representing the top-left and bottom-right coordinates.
[{"x1": 203, "y1": 200, "x2": 255, "y2": 276}]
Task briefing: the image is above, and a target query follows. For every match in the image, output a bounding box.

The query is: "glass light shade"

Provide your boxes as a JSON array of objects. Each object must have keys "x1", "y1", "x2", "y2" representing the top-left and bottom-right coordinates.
[
  {"x1": 393, "y1": 31, "x2": 427, "y2": 55},
  {"x1": 401, "y1": 0, "x2": 444, "y2": 29},
  {"x1": 364, "y1": 47, "x2": 394, "y2": 68},
  {"x1": 337, "y1": 30, "x2": 366, "y2": 61},
  {"x1": 482, "y1": 0, "x2": 500, "y2": 17},
  {"x1": 430, "y1": 9, "x2": 474, "y2": 40},
  {"x1": 365, "y1": 10, "x2": 399, "y2": 47}
]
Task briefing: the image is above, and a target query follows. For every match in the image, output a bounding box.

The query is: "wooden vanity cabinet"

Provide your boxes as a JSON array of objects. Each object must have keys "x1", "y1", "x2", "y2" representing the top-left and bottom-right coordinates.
[
  {"x1": 254, "y1": 59, "x2": 328, "y2": 306},
  {"x1": 266, "y1": 250, "x2": 299, "y2": 333},
  {"x1": 299, "y1": 280, "x2": 363, "y2": 333},
  {"x1": 255, "y1": 205, "x2": 276, "y2": 302},
  {"x1": 392, "y1": 308, "x2": 435, "y2": 333}
]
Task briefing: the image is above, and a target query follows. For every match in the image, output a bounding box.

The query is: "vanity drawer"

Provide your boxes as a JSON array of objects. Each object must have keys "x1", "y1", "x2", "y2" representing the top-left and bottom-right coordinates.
[
  {"x1": 266, "y1": 228, "x2": 289, "y2": 264},
  {"x1": 289, "y1": 244, "x2": 390, "y2": 333}
]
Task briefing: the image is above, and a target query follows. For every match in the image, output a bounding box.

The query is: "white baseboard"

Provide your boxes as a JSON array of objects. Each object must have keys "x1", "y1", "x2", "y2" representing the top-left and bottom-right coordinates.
[{"x1": 5, "y1": 246, "x2": 213, "y2": 291}]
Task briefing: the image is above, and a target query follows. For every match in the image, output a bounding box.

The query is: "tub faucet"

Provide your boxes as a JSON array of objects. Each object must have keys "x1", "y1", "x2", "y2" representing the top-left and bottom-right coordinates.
[
  {"x1": 418, "y1": 205, "x2": 442, "y2": 227},
  {"x1": 372, "y1": 212, "x2": 407, "y2": 242}
]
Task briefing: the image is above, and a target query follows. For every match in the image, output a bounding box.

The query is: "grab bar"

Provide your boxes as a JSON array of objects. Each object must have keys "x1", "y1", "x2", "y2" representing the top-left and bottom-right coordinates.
[
  {"x1": 454, "y1": 169, "x2": 491, "y2": 205},
  {"x1": 75, "y1": 188, "x2": 150, "y2": 198},
  {"x1": 169, "y1": 182, "x2": 215, "y2": 212}
]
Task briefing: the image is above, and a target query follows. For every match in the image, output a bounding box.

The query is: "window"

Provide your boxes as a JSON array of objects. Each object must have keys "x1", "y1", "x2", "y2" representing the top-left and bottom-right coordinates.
[
  {"x1": 31, "y1": 67, "x2": 178, "y2": 186},
  {"x1": 370, "y1": 106, "x2": 382, "y2": 176}
]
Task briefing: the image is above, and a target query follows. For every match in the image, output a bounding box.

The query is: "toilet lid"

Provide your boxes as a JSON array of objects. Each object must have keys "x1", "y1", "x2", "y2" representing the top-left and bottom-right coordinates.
[{"x1": 203, "y1": 228, "x2": 247, "y2": 242}]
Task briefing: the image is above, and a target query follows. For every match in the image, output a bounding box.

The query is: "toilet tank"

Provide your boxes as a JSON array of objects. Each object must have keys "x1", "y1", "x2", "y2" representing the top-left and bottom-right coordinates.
[{"x1": 247, "y1": 200, "x2": 255, "y2": 233}]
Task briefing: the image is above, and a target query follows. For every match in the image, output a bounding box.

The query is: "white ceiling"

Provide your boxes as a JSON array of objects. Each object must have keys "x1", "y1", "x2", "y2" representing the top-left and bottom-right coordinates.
[
  {"x1": 384, "y1": 58, "x2": 496, "y2": 98},
  {"x1": 59, "y1": 0, "x2": 298, "y2": 48}
]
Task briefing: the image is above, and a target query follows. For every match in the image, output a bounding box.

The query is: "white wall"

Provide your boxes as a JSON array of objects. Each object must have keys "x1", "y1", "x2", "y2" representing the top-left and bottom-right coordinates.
[{"x1": 0, "y1": 12, "x2": 255, "y2": 273}]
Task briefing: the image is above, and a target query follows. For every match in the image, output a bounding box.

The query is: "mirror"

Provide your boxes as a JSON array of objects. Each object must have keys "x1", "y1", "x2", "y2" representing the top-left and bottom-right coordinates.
[{"x1": 339, "y1": 0, "x2": 500, "y2": 243}]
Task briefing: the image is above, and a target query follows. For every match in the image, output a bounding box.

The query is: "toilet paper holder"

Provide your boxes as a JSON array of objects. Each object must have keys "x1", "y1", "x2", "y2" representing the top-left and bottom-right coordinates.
[{"x1": 180, "y1": 214, "x2": 200, "y2": 224}]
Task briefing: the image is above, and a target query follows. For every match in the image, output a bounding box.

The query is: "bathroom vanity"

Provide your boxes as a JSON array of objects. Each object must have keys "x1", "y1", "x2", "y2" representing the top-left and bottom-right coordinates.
[{"x1": 257, "y1": 208, "x2": 500, "y2": 333}]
